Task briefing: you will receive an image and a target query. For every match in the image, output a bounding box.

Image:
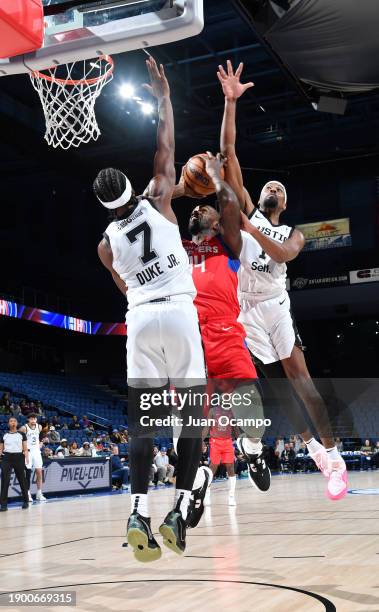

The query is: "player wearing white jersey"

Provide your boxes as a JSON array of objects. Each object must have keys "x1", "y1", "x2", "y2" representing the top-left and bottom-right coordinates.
[
  {"x1": 217, "y1": 59, "x2": 348, "y2": 501},
  {"x1": 18, "y1": 413, "x2": 46, "y2": 502},
  {"x1": 94, "y1": 56, "x2": 206, "y2": 562}
]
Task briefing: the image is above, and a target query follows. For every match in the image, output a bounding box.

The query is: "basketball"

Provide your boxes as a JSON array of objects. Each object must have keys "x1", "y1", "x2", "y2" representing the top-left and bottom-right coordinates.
[{"x1": 183, "y1": 153, "x2": 225, "y2": 196}]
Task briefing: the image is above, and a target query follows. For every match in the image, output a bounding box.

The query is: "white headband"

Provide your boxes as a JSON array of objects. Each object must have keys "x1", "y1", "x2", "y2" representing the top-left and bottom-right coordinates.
[
  {"x1": 259, "y1": 180, "x2": 287, "y2": 204},
  {"x1": 97, "y1": 173, "x2": 132, "y2": 209}
]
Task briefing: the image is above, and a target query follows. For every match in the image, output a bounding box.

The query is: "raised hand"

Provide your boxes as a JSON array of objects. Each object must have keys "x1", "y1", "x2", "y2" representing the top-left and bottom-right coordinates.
[
  {"x1": 204, "y1": 151, "x2": 226, "y2": 180},
  {"x1": 143, "y1": 55, "x2": 170, "y2": 101},
  {"x1": 217, "y1": 60, "x2": 254, "y2": 100}
]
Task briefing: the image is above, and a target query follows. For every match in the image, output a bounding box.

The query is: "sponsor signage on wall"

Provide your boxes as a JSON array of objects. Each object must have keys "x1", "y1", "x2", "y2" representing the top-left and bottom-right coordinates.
[
  {"x1": 2, "y1": 458, "x2": 112, "y2": 499},
  {"x1": 296, "y1": 218, "x2": 351, "y2": 251},
  {"x1": 349, "y1": 268, "x2": 379, "y2": 284}
]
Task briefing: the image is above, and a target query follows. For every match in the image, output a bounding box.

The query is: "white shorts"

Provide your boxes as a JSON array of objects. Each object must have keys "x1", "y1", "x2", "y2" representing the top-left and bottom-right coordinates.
[
  {"x1": 238, "y1": 291, "x2": 303, "y2": 365},
  {"x1": 26, "y1": 449, "x2": 43, "y2": 470},
  {"x1": 126, "y1": 296, "x2": 206, "y2": 387}
]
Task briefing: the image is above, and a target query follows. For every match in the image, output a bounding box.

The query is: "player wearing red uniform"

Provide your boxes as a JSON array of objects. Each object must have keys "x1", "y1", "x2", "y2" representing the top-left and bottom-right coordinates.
[
  {"x1": 179, "y1": 153, "x2": 271, "y2": 528},
  {"x1": 205, "y1": 404, "x2": 239, "y2": 506}
]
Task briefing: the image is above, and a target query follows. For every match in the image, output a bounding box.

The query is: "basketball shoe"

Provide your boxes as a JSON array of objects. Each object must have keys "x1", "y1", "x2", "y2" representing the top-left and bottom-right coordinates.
[
  {"x1": 186, "y1": 466, "x2": 213, "y2": 528},
  {"x1": 237, "y1": 438, "x2": 271, "y2": 492},
  {"x1": 127, "y1": 512, "x2": 161, "y2": 563},
  {"x1": 159, "y1": 509, "x2": 187, "y2": 554},
  {"x1": 308, "y1": 444, "x2": 348, "y2": 500}
]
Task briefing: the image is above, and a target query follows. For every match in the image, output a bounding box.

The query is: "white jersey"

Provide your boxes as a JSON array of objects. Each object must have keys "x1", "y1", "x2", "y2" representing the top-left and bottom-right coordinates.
[
  {"x1": 104, "y1": 199, "x2": 196, "y2": 309},
  {"x1": 238, "y1": 208, "x2": 293, "y2": 303},
  {"x1": 25, "y1": 423, "x2": 41, "y2": 450}
]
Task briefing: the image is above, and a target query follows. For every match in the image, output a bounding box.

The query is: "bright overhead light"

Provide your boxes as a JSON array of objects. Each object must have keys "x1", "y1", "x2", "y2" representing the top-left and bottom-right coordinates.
[
  {"x1": 141, "y1": 102, "x2": 154, "y2": 115},
  {"x1": 119, "y1": 83, "x2": 135, "y2": 99}
]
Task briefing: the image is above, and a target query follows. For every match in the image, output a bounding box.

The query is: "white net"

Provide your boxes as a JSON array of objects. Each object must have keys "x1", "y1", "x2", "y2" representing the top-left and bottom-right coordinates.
[{"x1": 29, "y1": 56, "x2": 114, "y2": 150}]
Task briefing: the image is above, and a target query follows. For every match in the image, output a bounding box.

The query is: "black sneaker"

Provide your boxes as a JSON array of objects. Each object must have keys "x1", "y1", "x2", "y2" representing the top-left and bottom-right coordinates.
[
  {"x1": 186, "y1": 466, "x2": 212, "y2": 529},
  {"x1": 0, "y1": 506, "x2": 7, "y2": 512},
  {"x1": 127, "y1": 512, "x2": 161, "y2": 563},
  {"x1": 237, "y1": 438, "x2": 271, "y2": 492},
  {"x1": 159, "y1": 509, "x2": 186, "y2": 555},
  {"x1": 21, "y1": 502, "x2": 29, "y2": 509}
]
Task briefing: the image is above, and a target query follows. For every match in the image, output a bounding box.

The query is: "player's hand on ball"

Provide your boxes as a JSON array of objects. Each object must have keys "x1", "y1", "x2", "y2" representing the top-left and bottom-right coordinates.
[
  {"x1": 204, "y1": 151, "x2": 226, "y2": 179},
  {"x1": 217, "y1": 60, "x2": 254, "y2": 100},
  {"x1": 144, "y1": 55, "x2": 170, "y2": 100}
]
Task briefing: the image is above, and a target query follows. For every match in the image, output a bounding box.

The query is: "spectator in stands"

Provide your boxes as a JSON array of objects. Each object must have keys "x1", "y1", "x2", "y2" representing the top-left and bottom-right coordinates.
[
  {"x1": 119, "y1": 427, "x2": 128, "y2": 443},
  {"x1": 280, "y1": 443, "x2": 296, "y2": 473},
  {"x1": 200, "y1": 441, "x2": 209, "y2": 467},
  {"x1": 55, "y1": 439, "x2": 69, "y2": 457},
  {"x1": 110, "y1": 444, "x2": 129, "y2": 490},
  {"x1": 87, "y1": 423, "x2": 95, "y2": 434},
  {"x1": 79, "y1": 415, "x2": 90, "y2": 430},
  {"x1": 40, "y1": 418, "x2": 49, "y2": 438},
  {"x1": 69, "y1": 441, "x2": 81, "y2": 456},
  {"x1": 51, "y1": 415, "x2": 61, "y2": 430},
  {"x1": 10, "y1": 403, "x2": 21, "y2": 417},
  {"x1": 110, "y1": 429, "x2": 122, "y2": 444},
  {"x1": 93, "y1": 438, "x2": 104, "y2": 453},
  {"x1": 42, "y1": 447, "x2": 53, "y2": 459},
  {"x1": 0, "y1": 392, "x2": 11, "y2": 415},
  {"x1": 360, "y1": 439, "x2": 374, "y2": 470},
  {"x1": 235, "y1": 446, "x2": 248, "y2": 478},
  {"x1": 154, "y1": 447, "x2": 174, "y2": 484},
  {"x1": 35, "y1": 400, "x2": 43, "y2": 415},
  {"x1": 20, "y1": 400, "x2": 28, "y2": 416},
  {"x1": 294, "y1": 441, "x2": 308, "y2": 472},
  {"x1": 335, "y1": 437, "x2": 344, "y2": 452},
  {"x1": 79, "y1": 441, "x2": 92, "y2": 457},
  {"x1": 48, "y1": 426, "x2": 60, "y2": 444},
  {"x1": 69, "y1": 415, "x2": 81, "y2": 430},
  {"x1": 373, "y1": 441, "x2": 379, "y2": 469},
  {"x1": 29, "y1": 401, "x2": 40, "y2": 416}
]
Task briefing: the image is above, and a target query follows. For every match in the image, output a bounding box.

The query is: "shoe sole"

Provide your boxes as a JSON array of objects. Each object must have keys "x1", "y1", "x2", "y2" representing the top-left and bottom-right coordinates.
[
  {"x1": 127, "y1": 528, "x2": 161, "y2": 563},
  {"x1": 159, "y1": 524, "x2": 184, "y2": 555},
  {"x1": 187, "y1": 470, "x2": 211, "y2": 528}
]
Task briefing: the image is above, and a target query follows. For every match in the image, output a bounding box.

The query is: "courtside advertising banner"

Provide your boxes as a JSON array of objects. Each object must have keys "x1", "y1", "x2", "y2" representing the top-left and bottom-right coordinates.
[
  {"x1": 296, "y1": 218, "x2": 351, "y2": 251},
  {"x1": 2, "y1": 458, "x2": 111, "y2": 499},
  {"x1": 349, "y1": 268, "x2": 379, "y2": 284}
]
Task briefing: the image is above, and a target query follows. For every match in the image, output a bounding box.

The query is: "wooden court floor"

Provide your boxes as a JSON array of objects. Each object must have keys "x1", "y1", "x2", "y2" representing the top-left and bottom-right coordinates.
[{"x1": 0, "y1": 471, "x2": 378, "y2": 612}]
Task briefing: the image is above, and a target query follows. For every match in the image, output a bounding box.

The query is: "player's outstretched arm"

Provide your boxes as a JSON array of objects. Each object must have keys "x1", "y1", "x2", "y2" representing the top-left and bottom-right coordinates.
[
  {"x1": 143, "y1": 56, "x2": 176, "y2": 221},
  {"x1": 98, "y1": 238, "x2": 128, "y2": 296},
  {"x1": 205, "y1": 152, "x2": 242, "y2": 257},
  {"x1": 218, "y1": 60, "x2": 254, "y2": 212},
  {"x1": 241, "y1": 212, "x2": 305, "y2": 263}
]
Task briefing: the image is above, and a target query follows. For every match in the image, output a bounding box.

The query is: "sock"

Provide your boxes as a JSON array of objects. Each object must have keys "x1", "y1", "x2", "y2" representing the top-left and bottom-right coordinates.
[
  {"x1": 304, "y1": 438, "x2": 322, "y2": 455},
  {"x1": 174, "y1": 489, "x2": 191, "y2": 521},
  {"x1": 228, "y1": 475, "x2": 236, "y2": 497},
  {"x1": 131, "y1": 493, "x2": 149, "y2": 518},
  {"x1": 326, "y1": 446, "x2": 340, "y2": 461},
  {"x1": 241, "y1": 438, "x2": 263, "y2": 456}
]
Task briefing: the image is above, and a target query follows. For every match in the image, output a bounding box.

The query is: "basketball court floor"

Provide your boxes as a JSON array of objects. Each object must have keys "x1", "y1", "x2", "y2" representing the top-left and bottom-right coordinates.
[{"x1": 0, "y1": 472, "x2": 378, "y2": 612}]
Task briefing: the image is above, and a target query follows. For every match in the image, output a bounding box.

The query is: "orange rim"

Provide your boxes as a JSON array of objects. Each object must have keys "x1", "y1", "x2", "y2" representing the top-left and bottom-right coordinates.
[{"x1": 30, "y1": 55, "x2": 114, "y2": 86}]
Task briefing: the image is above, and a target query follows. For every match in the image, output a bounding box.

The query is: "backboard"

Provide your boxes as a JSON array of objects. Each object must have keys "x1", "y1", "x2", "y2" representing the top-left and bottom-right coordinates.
[{"x1": 0, "y1": 0, "x2": 204, "y2": 76}]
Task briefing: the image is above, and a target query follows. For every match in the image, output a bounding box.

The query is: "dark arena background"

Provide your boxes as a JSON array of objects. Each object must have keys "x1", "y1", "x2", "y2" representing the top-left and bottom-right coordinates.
[{"x1": 0, "y1": 1, "x2": 379, "y2": 611}]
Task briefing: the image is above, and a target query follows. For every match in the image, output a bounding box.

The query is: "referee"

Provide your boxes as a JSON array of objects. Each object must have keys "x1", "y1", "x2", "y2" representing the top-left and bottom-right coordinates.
[{"x1": 0, "y1": 417, "x2": 30, "y2": 511}]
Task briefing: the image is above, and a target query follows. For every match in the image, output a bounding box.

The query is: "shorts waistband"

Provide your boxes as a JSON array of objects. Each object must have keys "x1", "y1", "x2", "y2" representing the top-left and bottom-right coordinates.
[{"x1": 198, "y1": 314, "x2": 239, "y2": 325}]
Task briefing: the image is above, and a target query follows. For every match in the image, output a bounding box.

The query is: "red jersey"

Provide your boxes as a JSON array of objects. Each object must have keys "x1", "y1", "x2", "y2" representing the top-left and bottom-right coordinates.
[
  {"x1": 209, "y1": 405, "x2": 232, "y2": 439},
  {"x1": 182, "y1": 236, "x2": 240, "y2": 320}
]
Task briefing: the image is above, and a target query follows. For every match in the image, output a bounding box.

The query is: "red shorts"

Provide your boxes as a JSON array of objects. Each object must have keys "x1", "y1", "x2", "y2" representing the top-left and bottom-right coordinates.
[
  {"x1": 200, "y1": 318, "x2": 257, "y2": 379},
  {"x1": 210, "y1": 437, "x2": 235, "y2": 465}
]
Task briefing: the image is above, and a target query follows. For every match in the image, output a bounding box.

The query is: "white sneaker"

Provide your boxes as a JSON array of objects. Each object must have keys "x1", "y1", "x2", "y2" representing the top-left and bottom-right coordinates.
[
  {"x1": 228, "y1": 495, "x2": 236, "y2": 506},
  {"x1": 36, "y1": 492, "x2": 47, "y2": 502},
  {"x1": 157, "y1": 481, "x2": 164, "y2": 486},
  {"x1": 28, "y1": 491, "x2": 33, "y2": 502},
  {"x1": 121, "y1": 484, "x2": 128, "y2": 490}
]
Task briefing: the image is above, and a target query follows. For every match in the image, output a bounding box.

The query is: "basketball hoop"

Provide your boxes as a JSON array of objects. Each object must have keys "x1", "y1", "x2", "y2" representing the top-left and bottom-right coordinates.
[{"x1": 29, "y1": 55, "x2": 114, "y2": 149}]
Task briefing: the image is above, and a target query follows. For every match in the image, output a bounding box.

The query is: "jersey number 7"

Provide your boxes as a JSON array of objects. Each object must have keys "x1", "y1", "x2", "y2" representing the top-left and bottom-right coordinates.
[{"x1": 125, "y1": 222, "x2": 158, "y2": 265}]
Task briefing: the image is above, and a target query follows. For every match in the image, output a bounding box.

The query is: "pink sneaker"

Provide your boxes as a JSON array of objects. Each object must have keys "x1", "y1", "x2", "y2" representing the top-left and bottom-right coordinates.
[
  {"x1": 326, "y1": 459, "x2": 348, "y2": 501},
  {"x1": 308, "y1": 447, "x2": 329, "y2": 477}
]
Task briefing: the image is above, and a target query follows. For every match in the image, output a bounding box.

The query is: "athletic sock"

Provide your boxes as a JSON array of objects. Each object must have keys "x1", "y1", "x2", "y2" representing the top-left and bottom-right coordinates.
[
  {"x1": 326, "y1": 446, "x2": 340, "y2": 461},
  {"x1": 174, "y1": 489, "x2": 191, "y2": 521},
  {"x1": 304, "y1": 437, "x2": 323, "y2": 455},
  {"x1": 228, "y1": 475, "x2": 236, "y2": 497},
  {"x1": 241, "y1": 438, "x2": 263, "y2": 456},
  {"x1": 131, "y1": 493, "x2": 149, "y2": 518}
]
